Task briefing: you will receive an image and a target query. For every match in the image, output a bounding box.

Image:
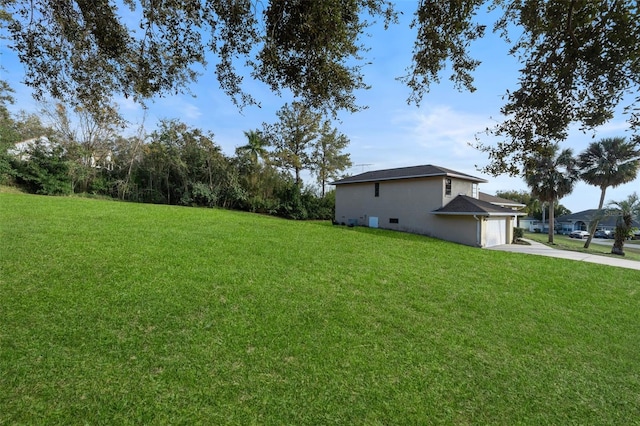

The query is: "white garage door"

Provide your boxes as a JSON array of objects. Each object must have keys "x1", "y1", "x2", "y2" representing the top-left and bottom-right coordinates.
[{"x1": 485, "y1": 218, "x2": 507, "y2": 247}]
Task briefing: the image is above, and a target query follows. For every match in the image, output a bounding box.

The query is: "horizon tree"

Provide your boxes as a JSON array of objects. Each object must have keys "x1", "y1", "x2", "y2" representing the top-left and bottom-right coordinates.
[
  {"x1": 495, "y1": 189, "x2": 572, "y2": 224},
  {"x1": 578, "y1": 137, "x2": 640, "y2": 249},
  {"x1": 310, "y1": 120, "x2": 352, "y2": 197},
  {"x1": 42, "y1": 102, "x2": 124, "y2": 193},
  {"x1": 608, "y1": 193, "x2": 640, "y2": 256},
  {"x1": 235, "y1": 129, "x2": 272, "y2": 199},
  {"x1": 264, "y1": 102, "x2": 321, "y2": 187},
  {"x1": 524, "y1": 145, "x2": 579, "y2": 243},
  {"x1": 238, "y1": 130, "x2": 269, "y2": 166},
  {"x1": 4, "y1": 1, "x2": 639, "y2": 170}
]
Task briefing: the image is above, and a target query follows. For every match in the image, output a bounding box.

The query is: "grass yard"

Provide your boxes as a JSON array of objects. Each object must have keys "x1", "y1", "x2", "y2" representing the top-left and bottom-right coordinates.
[{"x1": 1, "y1": 192, "x2": 640, "y2": 424}]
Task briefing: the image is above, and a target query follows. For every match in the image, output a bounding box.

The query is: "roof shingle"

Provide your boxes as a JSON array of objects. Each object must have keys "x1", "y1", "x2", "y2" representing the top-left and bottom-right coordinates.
[
  {"x1": 433, "y1": 195, "x2": 526, "y2": 216},
  {"x1": 332, "y1": 164, "x2": 487, "y2": 185},
  {"x1": 478, "y1": 192, "x2": 525, "y2": 207}
]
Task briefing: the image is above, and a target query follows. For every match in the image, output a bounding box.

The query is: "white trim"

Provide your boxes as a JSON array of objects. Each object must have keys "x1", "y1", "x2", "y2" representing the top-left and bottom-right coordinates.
[{"x1": 433, "y1": 211, "x2": 526, "y2": 217}]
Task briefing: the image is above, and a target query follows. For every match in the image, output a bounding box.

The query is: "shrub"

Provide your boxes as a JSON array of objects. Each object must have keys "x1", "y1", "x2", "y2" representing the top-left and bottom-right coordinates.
[
  {"x1": 513, "y1": 227, "x2": 524, "y2": 242},
  {"x1": 275, "y1": 183, "x2": 307, "y2": 219},
  {"x1": 0, "y1": 150, "x2": 16, "y2": 185},
  {"x1": 13, "y1": 143, "x2": 71, "y2": 195},
  {"x1": 190, "y1": 182, "x2": 218, "y2": 207}
]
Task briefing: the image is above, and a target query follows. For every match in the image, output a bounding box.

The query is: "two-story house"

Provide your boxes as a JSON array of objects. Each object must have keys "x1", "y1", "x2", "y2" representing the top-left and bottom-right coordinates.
[{"x1": 331, "y1": 164, "x2": 525, "y2": 247}]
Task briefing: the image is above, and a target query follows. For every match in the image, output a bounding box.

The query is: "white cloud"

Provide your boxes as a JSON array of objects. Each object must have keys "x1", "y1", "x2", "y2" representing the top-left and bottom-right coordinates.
[
  {"x1": 157, "y1": 97, "x2": 203, "y2": 121},
  {"x1": 375, "y1": 104, "x2": 500, "y2": 172}
]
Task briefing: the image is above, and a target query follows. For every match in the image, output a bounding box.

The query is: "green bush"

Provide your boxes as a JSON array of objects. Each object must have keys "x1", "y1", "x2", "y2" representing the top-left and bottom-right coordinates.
[
  {"x1": 242, "y1": 195, "x2": 280, "y2": 214},
  {"x1": 189, "y1": 182, "x2": 218, "y2": 207},
  {"x1": 275, "y1": 183, "x2": 307, "y2": 219},
  {"x1": 513, "y1": 227, "x2": 524, "y2": 242},
  {"x1": 87, "y1": 172, "x2": 110, "y2": 195},
  {"x1": 0, "y1": 150, "x2": 15, "y2": 185},
  {"x1": 13, "y1": 143, "x2": 71, "y2": 195}
]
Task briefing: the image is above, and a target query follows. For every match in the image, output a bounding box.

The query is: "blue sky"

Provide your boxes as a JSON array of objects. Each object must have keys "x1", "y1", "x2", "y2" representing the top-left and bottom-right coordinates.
[{"x1": 1, "y1": 2, "x2": 638, "y2": 213}]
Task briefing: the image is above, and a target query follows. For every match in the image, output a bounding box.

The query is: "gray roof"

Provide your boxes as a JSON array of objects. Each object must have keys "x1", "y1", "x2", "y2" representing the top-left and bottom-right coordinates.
[
  {"x1": 433, "y1": 195, "x2": 526, "y2": 216},
  {"x1": 332, "y1": 164, "x2": 488, "y2": 185},
  {"x1": 478, "y1": 192, "x2": 526, "y2": 208},
  {"x1": 556, "y1": 209, "x2": 640, "y2": 227}
]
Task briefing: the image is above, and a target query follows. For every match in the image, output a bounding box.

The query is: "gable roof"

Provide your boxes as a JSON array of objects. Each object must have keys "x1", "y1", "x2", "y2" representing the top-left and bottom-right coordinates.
[
  {"x1": 478, "y1": 192, "x2": 526, "y2": 208},
  {"x1": 556, "y1": 209, "x2": 640, "y2": 228},
  {"x1": 7, "y1": 136, "x2": 55, "y2": 161},
  {"x1": 331, "y1": 164, "x2": 488, "y2": 185},
  {"x1": 556, "y1": 209, "x2": 600, "y2": 222},
  {"x1": 433, "y1": 195, "x2": 526, "y2": 217}
]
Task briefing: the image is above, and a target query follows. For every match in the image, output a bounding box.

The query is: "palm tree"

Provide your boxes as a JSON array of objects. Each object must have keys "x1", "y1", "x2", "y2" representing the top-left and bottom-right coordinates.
[
  {"x1": 524, "y1": 145, "x2": 579, "y2": 243},
  {"x1": 578, "y1": 137, "x2": 640, "y2": 248},
  {"x1": 608, "y1": 192, "x2": 640, "y2": 256},
  {"x1": 238, "y1": 129, "x2": 269, "y2": 165}
]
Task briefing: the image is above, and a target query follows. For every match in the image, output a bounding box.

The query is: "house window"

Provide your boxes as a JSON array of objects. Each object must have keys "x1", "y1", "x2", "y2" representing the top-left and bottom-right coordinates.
[
  {"x1": 472, "y1": 183, "x2": 478, "y2": 198},
  {"x1": 389, "y1": 218, "x2": 399, "y2": 224},
  {"x1": 374, "y1": 182, "x2": 380, "y2": 197},
  {"x1": 445, "y1": 178, "x2": 452, "y2": 196}
]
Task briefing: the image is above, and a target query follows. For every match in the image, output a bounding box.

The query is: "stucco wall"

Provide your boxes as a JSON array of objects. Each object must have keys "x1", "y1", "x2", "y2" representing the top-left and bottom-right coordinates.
[
  {"x1": 334, "y1": 176, "x2": 482, "y2": 245},
  {"x1": 432, "y1": 215, "x2": 480, "y2": 246}
]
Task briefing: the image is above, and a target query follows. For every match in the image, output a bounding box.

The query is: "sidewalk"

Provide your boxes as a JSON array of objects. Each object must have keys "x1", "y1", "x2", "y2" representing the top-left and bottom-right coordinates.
[{"x1": 487, "y1": 238, "x2": 640, "y2": 271}]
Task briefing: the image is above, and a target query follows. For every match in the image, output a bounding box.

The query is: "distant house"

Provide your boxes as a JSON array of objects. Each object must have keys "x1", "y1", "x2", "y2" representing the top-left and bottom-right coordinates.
[
  {"x1": 8, "y1": 137, "x2": 114, "y2": 171},
  {"x1": 556, "y1": 209, "x2": 640, "y2": 235},
  {"x1": 89, "y1": 150, "x2": 114, "y2": 171},
  {"x1": 7, "y1": 136, "x2": 55, "y2": 161},
  {"x1": 519, "y1": 216, "x2": 543, "y2": 232},
  {"x1": 331, "y1": 164, "x2": 525, "y2": 247}
]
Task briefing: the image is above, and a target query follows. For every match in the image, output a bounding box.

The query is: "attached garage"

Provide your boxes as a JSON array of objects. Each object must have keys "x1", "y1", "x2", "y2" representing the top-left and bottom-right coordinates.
[
  {"x1": 433, "y1": 195, "x2": 524, "y2": 247},
  {"x1": 484, "y1": 218, "x2": 507, "y2": 247}
]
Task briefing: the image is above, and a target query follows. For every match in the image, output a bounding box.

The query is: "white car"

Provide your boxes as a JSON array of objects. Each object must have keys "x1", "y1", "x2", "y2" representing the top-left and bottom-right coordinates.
[{"x1": 569, "y1": 230, "x2": 589, "y2": 239}]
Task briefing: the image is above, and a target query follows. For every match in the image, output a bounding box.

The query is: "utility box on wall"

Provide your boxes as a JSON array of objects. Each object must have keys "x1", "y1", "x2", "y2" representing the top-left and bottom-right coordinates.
[{"x1": 368, "y1": 216, "x2": 378, "y2": 228}]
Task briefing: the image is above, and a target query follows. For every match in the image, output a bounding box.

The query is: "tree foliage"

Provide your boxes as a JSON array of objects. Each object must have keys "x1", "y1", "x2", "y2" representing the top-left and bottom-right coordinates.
[
  {"x1": 139, "y1": 119, "x2": 236, "y2": 206},
  {"x1": 263, "y1": 102, "x2": 352, "y2": 192},
  {"x1": 1, "y1": 0, "x2": 395, "y2": 118},
  {"x1": 11, "y1": 139, "x2": 72, "y2": 195},
  {"x1": 310, "y1": 121, "x2": 352, "y2": 197},
  {"x1": 524, "y1": 145, "x2": 579, "y2": 243},
  {"x1": 2, "y1": 94, "x2": 338, "y2": 219},
  {"x1": 578, "y1": 137, "x2": 640, "y2": 248},
  {"x1": 495, "y1": 189, "x2": 570, "y2": 221},
  {"x1": 0, "y1": 80, "x2": 15, "y2": 122},
  {"x1": 0, "y1": 81, "x2": 17, "y2": 183},
  {"x1": 466, "y1": 1, "x2": 640, "y2": 175},
  {"x1": 264, "y1": 102, "x2": 320, "y2": 187},
  {"x1": 607, "y1": 192, "x2": 640, "y2": 256},
  {"x1": 238, "y1": 130, "x2": 269, "y2": 166},
  {"x1": 0, "y1": 88, "x2": 53, "y2": 184},
  {"x1": 4, "y1": 1, "x2": 639, "y2": 177}
]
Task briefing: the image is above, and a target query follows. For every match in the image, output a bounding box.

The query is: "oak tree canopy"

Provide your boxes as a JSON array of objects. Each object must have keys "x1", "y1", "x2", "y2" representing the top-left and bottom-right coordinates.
[{"x1": 2, "y1": 0, "x2": 639, "y2": 174}]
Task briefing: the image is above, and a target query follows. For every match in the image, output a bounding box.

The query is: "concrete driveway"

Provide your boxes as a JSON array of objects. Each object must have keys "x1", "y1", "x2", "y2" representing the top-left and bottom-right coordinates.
[{"x1": 487, "y1": 238, "x2": 640, "y2": 271}]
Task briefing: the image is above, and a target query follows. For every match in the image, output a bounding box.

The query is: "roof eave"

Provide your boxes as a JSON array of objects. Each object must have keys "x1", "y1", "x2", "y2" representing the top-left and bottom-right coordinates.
[
  {"x1": 331, "y1": 173, "x2": 488, "y2": 185},
  {"x1": 433, "y1": 211, "x2": 526, "y2": 216}
]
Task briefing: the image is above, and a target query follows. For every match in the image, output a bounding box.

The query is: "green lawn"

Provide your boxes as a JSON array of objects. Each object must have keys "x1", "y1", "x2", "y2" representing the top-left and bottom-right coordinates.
[{"x1": 1, "y1": 193, "x2": 640, "y2": 424}]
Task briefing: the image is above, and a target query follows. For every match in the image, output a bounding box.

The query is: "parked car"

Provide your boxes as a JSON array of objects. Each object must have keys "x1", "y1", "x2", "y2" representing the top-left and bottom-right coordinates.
[
  {"x1": 594, "y1": 230, "x2": 611, "y2": 239},
  {"x1": 569, "y1": 230, "x2": 589, "y2": 239}
]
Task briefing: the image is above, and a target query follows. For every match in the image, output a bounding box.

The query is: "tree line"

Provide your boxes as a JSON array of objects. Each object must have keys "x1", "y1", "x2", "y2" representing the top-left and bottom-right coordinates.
[
  {"x1": 0, "y1": 90, "x2": 352, "y2": 220},
  {"x1": 3, "y1": 1, "x2": 639, "y2": 179},
  {"x1": 498, "y1": 137, "x2": 640, "y2": 255}
]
